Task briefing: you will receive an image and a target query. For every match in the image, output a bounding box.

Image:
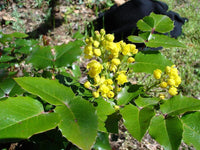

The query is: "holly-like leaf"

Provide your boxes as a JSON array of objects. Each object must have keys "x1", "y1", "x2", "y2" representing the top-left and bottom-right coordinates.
[
  {"x1": 128, "y1": 35, "x2": 145, "y2": 43},
  {"x1": 54, "y1": 40, "x2": 84, "y2": 67},
  {"x1": 160, "y1": 94, "x2": 200, "y2": 116},
  {"x1": 117, "y1": 84, "x2": 143, "y2": 106},
  {"x1": 15, "y1": 77, "x2": 75, "y2": 105},
  {"x1": 27, "y1": 46, "x2": 54, "y2": 69},
  {"x1": 182, "y1": 112, "x2": 200, "y2": 149},
  {"x1": 0, "y1": 55, "x2": 15, "y2": 63},
  {"x1": 0, "y1": 78, "x2": 24, "y2": 99},
  {"x1": 135, "y1": 96, "x2": 160, "y2": 107},
  {"x1": 137, "y1": 16, "x2": 154, "y2": 32},
  {"x1": 145, "y1": 34, "x2": 185, "y2": 48},
  {"x1": 0, "y1": 97, "x2": 60, "y2": 142},
  {"x1": 55, "y1": 97, "x2": 98, "y2": 150},
  {"x1": 149, "y1": 115, "x2": 183, "y2": 150},
  {"x1": 120, "y1": 104, "x2": 155, "y2": 141},
  {"x1": 150, "y1": 12, "x2": 174, "y2": 33},
  {"x1": 129, "y1": 51, "x2": 173, "y2": 74},
  {"x1": 93, "y1": 132, "x2": 111, "y2": 150},
  {"x1": 96, "y1": 98, "x2": 115, "y2": 132}
]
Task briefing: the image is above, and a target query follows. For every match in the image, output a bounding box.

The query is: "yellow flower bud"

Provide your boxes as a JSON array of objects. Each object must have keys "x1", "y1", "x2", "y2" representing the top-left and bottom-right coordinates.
[
  {"x1": 111, "y1": 58, "x2": 120, "y2": 66},
  {"x1": 107, "y1": 91, "x2": 115, "y2": 98},
  {"x1": 116, "y1": 73, "x2": 128, "y2": 85},
  {"x1": 93, "y1": 40, "x2": 100, "y2": 48},
  {"x1": 153, "y1": 69, "x2": 162, "y2": 79},
  {"x1": 167, "y1": 78, "x2": 176, "y2": 86},
  {"x1": 114, "y1": 105, "x2": 120, "y2": 111},
  {"x1": 100, "y1": 29, "x2": 106, "y2": 36},
  {"x1": 84, "y1": 81, "x2": 91, "y2": 89},
  {"x1": 110, "y1": 64, "x2": 117, "y2": 72},
  {"x1": 93, "y1": 91, "x2": 99, "y2": 98},
  {"x1": 128, "y1": 57, "x2": 135, "y2": 63},
  {"x1": 160, "y1": 82, "x2": 168, "y2": 88},
  {"x1": 93, "y1": 48, "x2": 101, "y2": 57},
  {"x1": 105, "y1": 79, "x2": 113, "y2": 85},
  {"x1": 105, "y1": 34, "x2": 114, "y2": 42},
  {"x1": 175, "y1": 76, "x2": 181, "y2": 87},
  {"x1": 168, "y1": 86, "x2": 178, "y2": 96}
]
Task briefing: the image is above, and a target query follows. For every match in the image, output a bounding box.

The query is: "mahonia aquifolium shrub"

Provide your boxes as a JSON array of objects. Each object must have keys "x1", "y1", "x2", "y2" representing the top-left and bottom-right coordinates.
[{"x1": 84, "y1": 29, "x2": 181, "y2": 100}]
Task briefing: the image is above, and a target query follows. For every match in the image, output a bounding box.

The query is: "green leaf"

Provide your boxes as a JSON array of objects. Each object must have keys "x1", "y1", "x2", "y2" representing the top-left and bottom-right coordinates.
[
  {"x1": 27, "y1": 46, "x2": 54, "y2": 69},
  {"x1": 149, "y1": 115, "x2": 183, "y2": 150},
  {"x1": 150, "y1": 13, "x2": 174, "y2": 33},
  {"x1": 128, "y1": 35, "x2": 145, "y2": 43},
  {"x1": 0, "y1": 97, "x2": 60, "y2": 142},
  {"x1": 137, "y1": 16, "x2": 154, "y2": 32},
  {"x1": 117, "y1": 84, "x2": 143, "y2": 105},
  {"x1": 135, "y1": 96, "x2": 160, "y2": 107},
  {"x1": 71, "y1": 64, "x2": 81, "y2": 79},
  {"x1": 160, "y1": 94, "x2": 200, "y2": 116},
  {"x1": 105, "y1": 112, "x2": 121, "y2": 133},
  {"x1": 0, "y1": 78, "x2": 24, "y2": 98},
  {"x1": 93, "y1": 132, "x2": 111, "y2": 150},
  {"x1": 182, "y1": 112, "x2": 200, "y2": 149},
  {"x1": 96, "y1": 98, "x2": 115, "y2": 132},
  {"x1": 72, "y1": 31, "x2": 85, "y2": 39},
  {"x1": 0, "y1": 55, "x2": 15, "y2": 62},
  {"x1": 120, "y1": 104, "x2": 155, "y2": 141},
  {"x1": 8, "y1": 32, "x2": 28, "y2": 38},
  {"x1": 54, "y1": 40, "x2": 84, "y2": 67},
  {"x1": 145, "y1": 34, "x2": 186, "y2": 48},
  {"x1": 129, "y1": 51, "x2": 173, "y2": 74},
  {"x1": 55, "y1": 97, "x2": 98, "y2": 150},
  {"x1": 15, "y1": 77, "x2": 75, "y2": 105}
]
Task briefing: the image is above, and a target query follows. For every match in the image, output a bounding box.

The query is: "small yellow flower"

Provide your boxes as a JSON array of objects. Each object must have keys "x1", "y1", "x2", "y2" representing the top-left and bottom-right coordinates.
[
  {"x1": 168, "y1": 86, "x2": 178, "y2": 96},
  {"x1": 105, "y1": 34, "x2": 114, "y2": 42},
  {"x1": 105, "y1": 79, "x2": 113, "y2": 85},
  {"x1": 127, "y1": 57, "x2": 135, "y2": 63},
  {"x1": 153, "y1": 69, "x2": 162, "y2": 79},
  {"x1": 110, "y1": 64, "x2": 117, "y2": 72},
  {"x1": 100, "y1": 29, "x2": 105, "y2": 36},
  {"x1": 160, "y1": 81, "x2": 168, "y2": 88},
  {"x1": 167, "y1": 78, "x2": 176, "y2": 86},
  {"x1": 116, "y1": 73, "x2": 128, "y2": 85},
  {"x1": 121, "y1": 44, "x2": 130, "y2": 55},
  {"x1": 99, "y1": 84, "x2": 110, "y2": 94},
  {"x1": 107, "y1": 91, "x2": 115, "y2": 98},
  {"x1": 93, "y1": 91, "x2": 99, "y2": 98},
  {"x1": 93, "y1": 40, "x2": 100, "y2": 48},
  {"x1": 84, "y1": 81, "x2": 91, "y2": 89},
  {"x1": 111, "y1": 58, "x2": 121, "y2": 66},
  {"x1": 93, "y1": 48, "x2": 101, "y2": 57},
  {"x1": 87, "y1": 60, "x2": 103, "y2": 77}
]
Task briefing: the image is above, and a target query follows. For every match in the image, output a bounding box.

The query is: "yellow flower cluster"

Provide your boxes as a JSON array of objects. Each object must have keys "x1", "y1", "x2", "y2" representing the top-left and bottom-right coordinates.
[
  {"x1": 153, "y1": 65, "x2": 181, "y2": 98},
  {"x1": 83, "y1": 29, "x2": 138, "y2": 99}
]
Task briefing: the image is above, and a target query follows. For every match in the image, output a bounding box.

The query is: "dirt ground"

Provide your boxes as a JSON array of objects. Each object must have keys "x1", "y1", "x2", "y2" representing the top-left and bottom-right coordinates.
[{"x1": 0, "y1": 0, "x2": 195, "y2": 149}]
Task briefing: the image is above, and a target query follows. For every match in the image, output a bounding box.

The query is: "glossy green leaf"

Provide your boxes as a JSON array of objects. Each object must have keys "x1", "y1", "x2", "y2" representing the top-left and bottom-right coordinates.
[
  {"x1": 55, "y1": 97, "x2": 98, "y2": 150},
  {"x1": 149, "y1": 115, "x2": 183, "y2": 150},
  {"x1": 128, "y1": 35, "x2": 145, "y2": 43},
  {"x1": 54, "y1": 40, "x2": 84, "y2": 67},
  {"x1": 0, "y1": 97, "x2": 60, "y2": 142},
  {"x1": 145, "y1": 34, "x2": 185, "y2": 48},
  {"x1": 0, "y1": 78, "x2": 24, "y2": 98},
  {"x1": 120, "y1": 104, "x2": 155, "y2": 141},
  {"x1": 117, "y1": 84, "x2": 143, "y2": 105},
  {"x1": 137, "y1": 16, "x2": 154, "y2": 32},
  {"x1": 15, "y1": 77, "x2": 75, "y2": 105},
  {"x1": 129, "y1": 51, "x2": 173, "y2": 74},
  {"x1": 182, "y1": 112, "x2": 200, "y2": 149},
  {"x1": 71, "y1": 64, "x2": 81, "y2": 79},
  {"x1": 135, "y1": 96, "x2": 160, "y2": 107},
  {"x1": 160, "y1": 94, "x2": 200, "y2": 116},
  {"x1": 96, "y1": 98, "x2": 115, "y2": 132},
  {"x1": 150, "y1": 13, "x2": 174, "y2": 33},
  {"x1": 93, "y1": 132, "x2": 111, "y2": 150},
  {"x1": 0, "y1": 55, "x2": 15, "y2": 62},
  {"x1": 27, "y1": 46, "x2": 54, "y2": 69}
]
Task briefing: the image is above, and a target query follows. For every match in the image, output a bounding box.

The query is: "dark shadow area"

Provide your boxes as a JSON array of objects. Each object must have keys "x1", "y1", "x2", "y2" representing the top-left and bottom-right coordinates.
[{"x1": 26, "y1": 0, "x2": 64, "y2": 39}]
